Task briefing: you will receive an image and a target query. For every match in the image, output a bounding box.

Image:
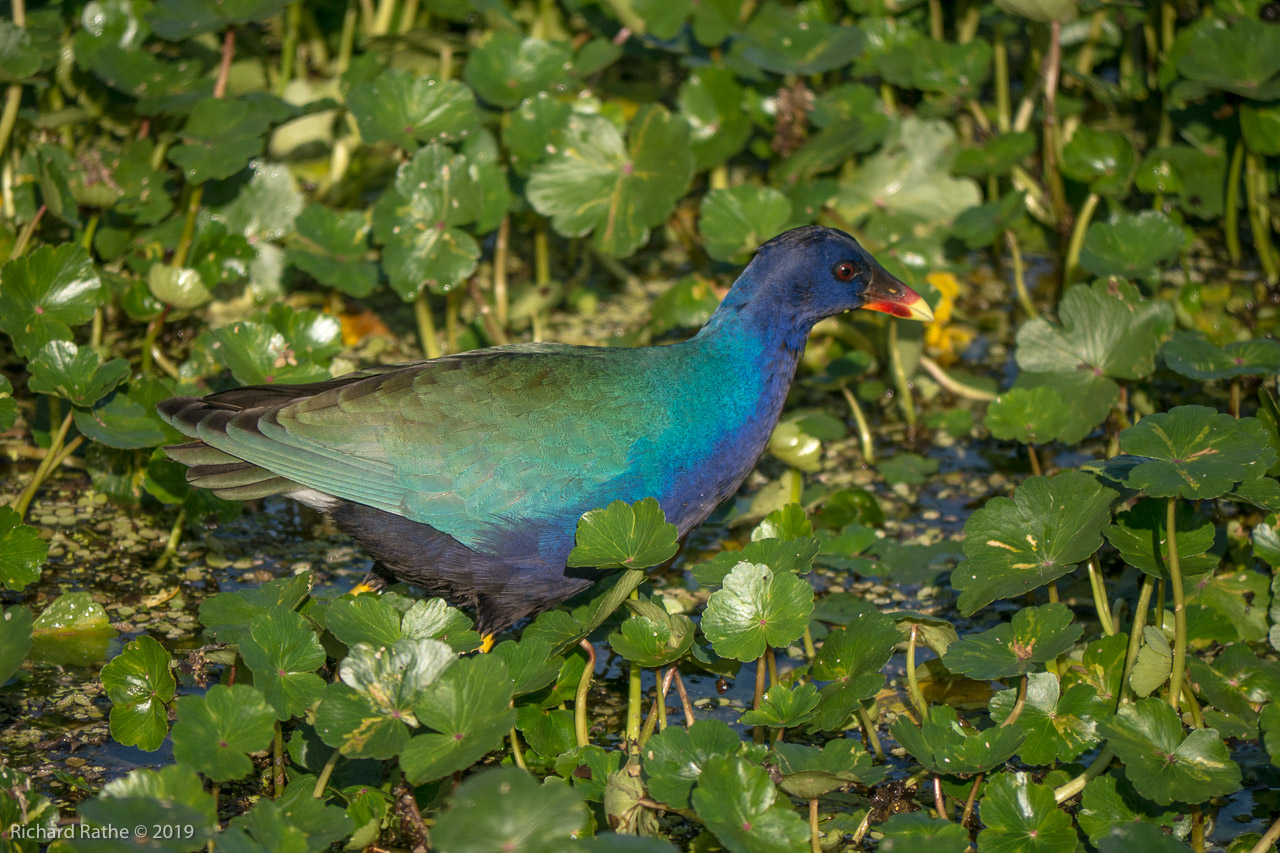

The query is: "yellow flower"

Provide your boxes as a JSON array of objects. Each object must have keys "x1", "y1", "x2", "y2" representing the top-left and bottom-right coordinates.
[{"x1": 922, "y1": 271, "x2": 974, "y2": 364}]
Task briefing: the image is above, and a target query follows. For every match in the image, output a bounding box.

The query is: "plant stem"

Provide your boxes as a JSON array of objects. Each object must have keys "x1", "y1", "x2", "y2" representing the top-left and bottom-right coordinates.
[
  {"x1": 638, "y1": 666, "x2": 676, "y2": 749},
  {"x1": 1120, "y1": 576, "x2": 1156, "y2": 705},
  {"x1": 273, "y1": 721, "x2": 285, "y2": 798},
  {"x1": 627, "y1": 662, "x2": 642, "y2": 751},
  {"x1": 151, "y1": 509, "x2": 186, "y2": 572},
  {"x1": 672, "y1": 670, "x2": 695, "y2": 727},
  {"x1": 927, "y1": 0, "x2": 943, "y2": 40},
  {"x1": 208, "y1": 782, "x2": 219, "y2": 853},
  {"x1": 312, "y1": 750, "x2": 340, "y2": 798},
  {"x1": 801, "y1": 626, "x2": 815, "y2": 661},
  {"x1": 1181, "y1": 682, "x2": 1204, "y2": 729},
  {"x1": 1166, "y1": 498, "x2": 1187, "y2": 712},
  {"x1": 467, "y1": 275, "x2": 509, "y2": 345},
  {"x1": 765, "y1": 648, "x2": 777, "y2": 688},
  {"x1": 1027, "y1": 443, "x2": 1043, "y2": 476},
  {"x1": 140, "y1": 306, "x2": 171, "y2": 376},
  {"x1": 414, "y1": 292, "x2": 442, "y2": 359},
  {"x1": 1063, "y1": 192, "x2": 1100, "y2": 284},
  {"x1": 841, "y1": 387, "x2": 875, "y2": 465},
  {"x1": 494, "y1": 214, "x2": 510, "y2": 329},
  {"x1": 994, "y1": 30, "x2": 1010, "y2": 133},
  {"x1": 372, "y1": 0, "x2": 395, "y2": 35},
  {"x1": 906, "y1": 625, "x2": 926, "y2": 718},
  {"x1": 172, "y1": 185, "x2": 204, "y2": 269},
  {"x1": 1246, "y1": 150, "x2": 1280, "y2": 282},
  {"x1": 856, "y1": 705, "x2": 883, "y2": 760},
  {"x1": 1004, "y1": 229, "x2": 1037, "y2": 319},
  {"x1": 534, "y1": 219, "x2": 551, "y2": 286},
  {"x1": 918, "y1": 356, "x2": 997, "y2": 401},
  {"x1": 933, "y1": 775, "x2": 949, "y2": 821},
  {"x1": 1053, "y1": 745, "x2": 1113, "y2": 803},
  {"x1": 960, "y1": 772, "x2": 983, "y2": 827},
  {"x1": 0, "y1": 0, "x2": 24, "y2": 164},
  {"x1": 808, "y1": 798, "x2": 822, "y2": 853},
  {"x1": 11, "y1": 410, "x2": 73, "y2": 520},
  {"x1": 1191, "y1": 803, "x2": 1204, "y2": 853},
  {"x1": 1002, "y1": 675, "x2": 1029, "y2": 727},
  {"x1": 1226, "y1": 140, "x2": 1244, "y2": 266},
  {"x1": 397, "y1": 0, "x2": 418, "y2": 32},
  {"x1": 1087, "y1": 557, "x2": 1116, "y2": 636},
  {"x1": 1249, "y1": 813, "x2": 1280, "y2": 853},
  {"x1": 575, "y1": 639, "x2": 594, "y2": 748},
  {"x1": 1231, "y1": 379, "x2": 1241, "y2": 418},
  {"x1": 10, "y1": 203, "x2": 45, "y2": 259},
  {"x1": 887, "y1": 321, "x2": 916, "y2": 429},
  {"x1": 1042, "y1": 20, "x2": 1069, "y2": 235},
  {"x1": 752, "y1": 652, "x2": 767, "y2": 745},
  {"x1": 509, "y1": 727, "x2": 528, "y2": 770},
  {"x1": 278, "y1": 3, "x2": 301, "y2": 97},
  {"x1": 335, "y1": 0, "x2": 357, "y2": 76}
]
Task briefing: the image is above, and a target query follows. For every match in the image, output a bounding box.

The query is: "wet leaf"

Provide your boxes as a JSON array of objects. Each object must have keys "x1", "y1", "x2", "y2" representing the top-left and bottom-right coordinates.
[
  {"x1": 0, "y1": 507, "x2": 48, "y2": 592},
  {"x1": 78, "y1": 797, "x2": 214, "y2": 852},
  {"x1": 206, "y1": 321, "x2": 330, "y2": 386},
  {"x1": 1261, "y1": 702, "x2": 1280, "y2": 766},
  {"x1": 198, "y1": 573, "x2": 312, "y2": 645},
  {"x1": 432, "y1": 768, "x2": 587, "y2": 852},
  {"x1": 976, "y1": 772, "x2": 1081, "y2": 853},
  {"x1": 1105, "y1": 498, "x2": 1218, "y2": 579},
  {"x1": 239, "y1": 606, "x2": 326, "y2": 721},
  {"x1": 1161, "y1": 331, "x2": 1280, "y2": 380},
  {"x1": 286, "y1": 205, "x2": 378, "y2": 297},
  {"x1": 642, "y1": 719, "x2": 743, "y2": 810},
  {"x1": 701, "y1": 562, "x2": 814, "y2": 661},
  {"x1": 27, "y1": 341, "x2": 130, "y2": 408},
  {"x1": 739, "y1": 682, "x2": 819, "y2": 728},
  {"x1": 1077, "y1": 773, "x2": 1183, "y2": 845},
  {"x1": 679, "y1": 67, "x2": 752, "y2": 171},
  {"x1": 890, "y1": 705, "x2": 1024, "y2": 775},
  {"x1": 1104, "y1": 406, "x2": 1276, "y2": 499},
  {"x1": 1080, "y1": 211, "x2": 1185, "y2": 280},
  {"x1": 400, "y1": 598, "x2": 482, "y2": 654},
  {"x1": 691, "y1": 755, "x2": 810, "y2": 853},
  {"x1": 635, "y1": 0, "x2": 739, "y2": 44},
  {"x1": 955, "y1": 472, "x2": 1116, "y2": 614},
  {"x1": 148, "y1": 0, "x2": 291, "y2": 40},
  {"x1": 527, "y1": 106, "x2": 693, "y2": 258},
  {"x1": 168, "y1": 98, "x2": 272, "y2": 183},
  {"x1": 752, "y1": 503, "x2": 812, "y2": 542},
  {"x1": 1172, "y1": 18, "x2": 1280, "y2": 101},
  {"x1": 772, "y1": 741, "x2": 885, "y2": 799},
  {"x1": 736, "y1": 4, "x2": 865, "y2": 74},
  {"x1": 0, "y1": 606, "x2": 33, "y2": 685},
  {"x1": 567, "y1": 497, "x2": 678, "y2": 570},
  {"x1": 1242, "y1": 102, "x2": 1280, "y2": 155},
  {"x1": 1130, "y1": 626, "x2": 1172, "y2": 698},
  {"x1": 465, "y1": 32, "x2": 571, "y2": 110},
  {"x1": 503, "y1": 93, "x2": 573, "y2": 176},
  {"x1": 1062, "y1": 128, "x2": 1135, "y2": 197},
  {"x1": 314, "y1": 638, "x2": 454, "y2": 759},
  {"x1": 0, "y1": 243, "x2": 102, "y2": 359},
  {"x1": 984, "y1": 386, "x2": 1073, "y2": 445},
  {"x1": 811, "y1": 599, "x2": 898, "y2": 685},
  {"x1": 348, "y1": 70, "x2": 478, "y2": 149},
  {"x1": 1062, "y1": 633, "x2": 1128, "y2": 706},
  {"x1": 400, "y1": 654, "x2": 515, "y2": 783},
  {"x1": 943, "y1": 603, "x2": 1082, "y2": 680},
  {"x1": 877, "y1": 812, "x2": 969, "y2": 851},
  {"x1": 989, "y1": 672, "x2": 1108, "y2": 764},
  {"x1": 1100, "y1": 697, "x2": 1241, "y2": 805},
  {"x1": 1187, "y1": 569, "x2": 1270, "y2": 643},
  {"x1": 1187, "y1": 644, "x2": 1280, "y2": 720},
  {"x1": 371, "y1": 143, "x2": 482, "y2": 299},
  {"x1": 172, "y1": 684, "x2": 276, "y2": 782},
  {"x1": 324, "y1": 594, "x2": 403, "y2": 648},
  {"x1": 700, "y1": 186, "x2": 791, "y2": 263},
  {"x1": 1096, "y1": 823, "x2": 1190, "y2": 853},
  {"x1": 101, "y1": 636, "x2": 175, "y2": 752},
  {"x1": 609, "y1": 610, "x2": 695, "y2": 668},
  {"x1": 492, "y1": 637, "x2": 562, "y2": 696}
]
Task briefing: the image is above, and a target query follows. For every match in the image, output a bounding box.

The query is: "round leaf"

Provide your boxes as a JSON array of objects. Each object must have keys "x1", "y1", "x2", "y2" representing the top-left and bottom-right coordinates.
[
  {"x1": 239, "y1": 606, "x2": 326, "y2": 721},
  {"x1": 0, "y1": 243, "x2": 102, "y2": 359},
  {"x1": 400, "y1": 654, "x2": 515, "y2": 784},
  {"x1": 942, "y1": 603, "x2": 1083, "y2": 680},
  {"x1": 690, "y1": 755, "x2": 810, "y2": 853},
  {"x1": 1161, "y1": 331, "x2": 1280, "y2": 380},
  {"x1": 27, "y1": 340, "x2": 130, "y2": 408},
  {"x1": 1104, "y1": 498, "x2": 1218, "y2": 579},
  {"x1": 700, "y1": 185, "x2": 792, "y2": 263},
  {"x1": 976, "y1": 772, "x2": 1081, "y2": 853},
  {"x1": 0, "y1": 605, "x2": 33, "y2": 685},
  {"x1": 983, "y1": 386, "x2": 1073, "y2": 445},
  {"x1": 955, "y1": 472, "x2": 1116, "y2": 614},
  {"x1": 701, "y1": 562, "x2": 814, "y2": 662},
  {"x1": 465, "y1": 32, "x2": 571, "y2": 110},
  {"x1": 1079, "y1": 211, "x2": 1185, "y2": 280},
  {"x1": 172, "y1": 684, "x2": 277, "y2": 782},
  {"x1": 989, "y1": 672, "x2": 1108, "y2": 764},
  {"x1": 348, "y1": 70, "x2": 478, "y2": 149},
  {"x1": 889, "y1": 705, "x2": 1024, "y2": 775},
  {"x1": 642, "y1": 719, "x2": 743, "y2": 810},
  {"x1": 1061, "y1": 127, "x2": 1135, "y2": 196},
  {"x1": 432, "y1": 768, "x2": 587, "y2": 852},
  {"x1": 101, "y1": 635, "x2": 176, "y2": 751},
  {"x1": 567, "y1": 497, "x2": 678, "y2": 570},
  {"x1": 0, "y1": 506, "x2": 48, "y2": 591}
]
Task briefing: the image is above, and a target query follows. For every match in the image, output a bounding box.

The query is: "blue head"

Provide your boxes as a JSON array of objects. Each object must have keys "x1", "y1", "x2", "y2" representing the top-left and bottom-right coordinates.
[{"x1": 704, "y1": 226, "x2": 934, "y2": 337}]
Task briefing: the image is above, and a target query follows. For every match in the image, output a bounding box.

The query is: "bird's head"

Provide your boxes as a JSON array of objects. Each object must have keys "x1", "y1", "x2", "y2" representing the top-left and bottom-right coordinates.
[{"x1": 745, "y1": 226, "x2": 935, "y2": 325}]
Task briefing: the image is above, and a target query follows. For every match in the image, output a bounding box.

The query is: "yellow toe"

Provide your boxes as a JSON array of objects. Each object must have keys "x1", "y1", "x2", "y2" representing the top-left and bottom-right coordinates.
[
  {"x1": 350, "y1": 581, "x2": 379, "y2": 595},
  {"x1": 478, "y1": 634, "x2": 495, "y2": 654}
]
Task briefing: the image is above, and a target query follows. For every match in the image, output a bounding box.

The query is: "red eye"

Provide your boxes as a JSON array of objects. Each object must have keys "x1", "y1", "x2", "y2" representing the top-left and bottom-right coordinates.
[{"x1": 833, "y1": 262, "x2": 856, "y2": 281}]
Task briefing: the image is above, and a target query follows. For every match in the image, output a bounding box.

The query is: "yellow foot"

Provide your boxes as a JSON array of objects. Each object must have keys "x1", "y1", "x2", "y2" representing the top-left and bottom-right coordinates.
[
  {"x1": 350, "y1": 581, "x2": 379, "y2": 595},
  {"x1": 477, "y1": 634, "x2": 495, "y2": 654}
]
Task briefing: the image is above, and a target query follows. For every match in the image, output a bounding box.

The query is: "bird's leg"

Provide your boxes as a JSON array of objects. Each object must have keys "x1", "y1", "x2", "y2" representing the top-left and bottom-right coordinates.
[{"x1": 477, "y1": 634, "x2": 495, "y2": 653}]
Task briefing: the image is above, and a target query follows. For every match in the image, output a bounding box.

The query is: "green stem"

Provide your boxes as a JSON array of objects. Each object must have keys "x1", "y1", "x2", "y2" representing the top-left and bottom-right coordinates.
[
  {"x1": 1027, "y1": 443, "x2": 1043, "y2": 477},
  {"x1": 0, "y1": 85, "x2": 23, "y2": 175},
  {"x1": 1181, "y1": 682, "x2": 1204, "y2": 729},
  {"x1": 11, "y1": 410, "x2": 73, "y2": 520},
  {"x1": 1053, "y1": 745, "x2": 1114, "y2": 803},
  {"x1": 444, "y1": 289, "x2": 460, "y2": 354},
  {"x1": 1249, "y1": 813, "x2": 1280, "y2": 853},
  {"x1": 171, "y1": 185, "x2": 204, "y2": 269},
  {"x1": 856, "y1": 705, "x2": 883, "y2": 760},
  {"x1": 627, "y1": 661, "x2": 642, "y2": 750},
  {"x1": 906, "y1": 625, "x2": 926, "y2": 718},
  {"x1": 765, "y1": 648, "x2": 777, "y2": 689},
  {"x1": 1166, "y1": 498, "x2": 1187, "y2": 712},
  {"x1": 752, "y1": 652, "x2": 767, "y2": 745},
  {"x1": 1063, "y1": 192, "x2": 1099, "y2": 285},
  {"x1": 10, "y1": 203, "x2": 45, "y2": 259},
  {"x1": 535, "y1": 219, "x2": 550, "y2": 286},
  {"x1": 312, "y1": 750, "x2": 340, "y2": 798},
  {"x1": 673, "y1": 669, "x2": 696, "y2": 727},
  {"x1": 574, "y1": 639, "x2": 594, "y2": 748},
  {"x1": 801, "y1": 626, "x2": 815, "y2": 662},
  {"x1": 1005, "y1": 229, "x2": 1037, "y2": 319},
  {"x1": 1002, "y1": 675, "x2": 1029, "y2": 727},
  {"x1": 208, "y1": 782, "x2": 219, "y2": 853},
  {"x1": 277, "y1": 3, "x2": 301, "y2": 96},
  {"x1": 273, "y1": 721, "x2": 285, "y2": 798},
  {"x1": 372, "y1": 0, "x2": 396, "y2": 35},
  {"x1": 509, "y1": 727, "x2": 528, "y2": 770},
  {"x1": 1120, "y1": 576, "x2": 1156, "y2": 705},
  {"x1": 808, "y1": 798, "x2": 821, "y2": 853},
  {"x1": 1087, "y1": 557, "x2": 1116, "y2": 636},
  {"x1": 638, "y1": 666, "x2": 675, "y2": 750},
  {"x1": 140, "y1": 306, "x2": 171, "y2": 376},
  {"x1": 841, "y1": 387, "x2": 875, "y2": 465},
  {"x1": 1246, "y1": 150, "x2": 1280, "y2": 282},
  {"x1": 1226, "y1": 140, "x2": 1245, "y2": 267},
  {"x1": 1191, "y1": 803, "x2": 1204, "y2": 853},
  {"x1": 397, "y1": 0, "x2": 419, "y2": 33},
  {"x1": 335, "y1": 0, "x2": 357, "y2": 76},
  {"x1": 887, "y1": 321, "x2": 916, "y2": 429},
  {"x1": 1231, "y1": 379, "x2": 1241, "y2": 418},
  {"x1": 1042, "y1": 20, "x2": 1069, "y2": 235},
  {"x1": 994, "y1": 29, "x2": 1010, "y2": 133},
  {"x1": 960, "y1": 772, "x2": 983, "y2": 827},
  {"x1": 918, "y1": 355, "x2": 997, "y2": 401},
  {"x1": 927, "y1": 0, "x2": 943, "y2": 40},
  {"x1": 414, "y1": 293, "x2": 442, "y2": 359},
  {"x1": 151, "y1": 509, "x2": 186, "y2": 573}
]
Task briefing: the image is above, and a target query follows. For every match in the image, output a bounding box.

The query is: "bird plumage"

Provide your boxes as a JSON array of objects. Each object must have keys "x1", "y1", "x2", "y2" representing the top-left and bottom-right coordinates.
[{"x1": 158, "y1": 226, "x2": 932, "y2": 634}]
